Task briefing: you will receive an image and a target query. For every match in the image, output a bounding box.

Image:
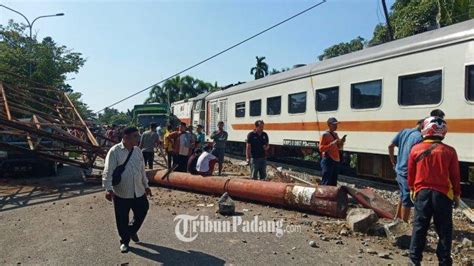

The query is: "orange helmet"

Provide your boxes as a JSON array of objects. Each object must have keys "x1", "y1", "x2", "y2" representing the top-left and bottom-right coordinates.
[{"x1": 421, "y1": 116, "x2": 447, "y2": 138}]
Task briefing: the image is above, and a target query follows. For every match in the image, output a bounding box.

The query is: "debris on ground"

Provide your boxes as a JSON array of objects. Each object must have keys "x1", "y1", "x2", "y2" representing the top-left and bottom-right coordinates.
[
  {"x1": 218, "y1": 192, "x2": 235, "y2": 215},
  {"x1": 383, "y1": 219, "x2": 412, "y2": 249},
  {"x1": 346, "y1": 208, "x2": 379, "y2": 233}
]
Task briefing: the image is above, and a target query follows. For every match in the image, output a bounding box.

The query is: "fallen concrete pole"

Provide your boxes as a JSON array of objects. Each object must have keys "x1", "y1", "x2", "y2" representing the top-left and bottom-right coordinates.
[
  {"x1": 148, "y1": 170, "x2": 348, "y2": 218},
  {"x1": 345, "y1": 186, "x2": 395, "y2": 219}
]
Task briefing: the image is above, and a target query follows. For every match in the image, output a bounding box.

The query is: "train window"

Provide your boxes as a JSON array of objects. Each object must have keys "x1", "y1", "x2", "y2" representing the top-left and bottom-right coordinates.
[
  {"x1": 316, "y1": 87, "x2": 339, "y2": 112},
  {"x1": 351, "y1": 80, "x2": 382, "y2": 109},
  {"x1": 288, "y1": 92, "x2": 307, "y2": 114},
  {"x1": 250, "y1": 99, "x2": 262, "y2": 116},
  {"x1": 466, "y1": 65, "x2": 474, "y2": 101},
  {"x1": 235, "y1": 102, "x2": 245, "y2": 117},
  {"x1": 267, "y1": 96, "x2": 281, "y2": 115},
  {"x1": 399, "y1": 70, "x2": 442, "y2": 106}
]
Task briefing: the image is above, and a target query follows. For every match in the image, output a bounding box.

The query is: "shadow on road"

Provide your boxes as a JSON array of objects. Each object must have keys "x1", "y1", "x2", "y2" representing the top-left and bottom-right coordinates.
[
  {"x1": 131, "y1": 242, "x2": 226, "y2": 265},
  {"x1": 0, "y1": 166, "x2": 102, "y2": 212}
]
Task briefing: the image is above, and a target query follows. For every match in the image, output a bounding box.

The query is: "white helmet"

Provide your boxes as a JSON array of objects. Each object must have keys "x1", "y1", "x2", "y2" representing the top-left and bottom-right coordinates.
[{"x1": 421, "y1": 116, "x2": 447, "y2": 138}]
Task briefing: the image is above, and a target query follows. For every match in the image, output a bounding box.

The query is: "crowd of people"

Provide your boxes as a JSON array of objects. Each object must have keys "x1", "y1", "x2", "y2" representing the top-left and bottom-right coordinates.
[{"x1": 102, "y1": 108, "x2": 462, "y2": 266}]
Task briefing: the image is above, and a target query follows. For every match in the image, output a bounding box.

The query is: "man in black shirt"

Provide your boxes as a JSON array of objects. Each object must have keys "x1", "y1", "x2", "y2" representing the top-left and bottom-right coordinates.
[{"x1": 246, "y1": 120, "x2": 269, "y2": 180}]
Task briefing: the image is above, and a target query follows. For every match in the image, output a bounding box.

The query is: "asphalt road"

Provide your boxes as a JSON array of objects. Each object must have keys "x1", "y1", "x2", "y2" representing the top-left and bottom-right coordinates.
[{"x1": 0, "y1": 166, "x2": 470, "y2": 265}]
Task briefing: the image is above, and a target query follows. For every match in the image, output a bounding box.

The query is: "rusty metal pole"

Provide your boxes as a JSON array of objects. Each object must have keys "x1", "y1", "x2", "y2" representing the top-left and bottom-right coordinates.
[{"x1": 148, "y1": 170, "x2": 348, "y2": 218}]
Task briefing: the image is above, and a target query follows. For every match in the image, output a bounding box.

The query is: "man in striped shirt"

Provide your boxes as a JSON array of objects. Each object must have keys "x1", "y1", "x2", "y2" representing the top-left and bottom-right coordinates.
[{"x1": 103, "y1": 127, "x2": 152, "y2": 253}]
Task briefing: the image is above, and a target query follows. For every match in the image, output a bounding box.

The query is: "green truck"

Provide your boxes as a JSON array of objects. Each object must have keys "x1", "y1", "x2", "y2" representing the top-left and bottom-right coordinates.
[{"x1": 132, "y1": 103, "x2": 169, "y2": 128}]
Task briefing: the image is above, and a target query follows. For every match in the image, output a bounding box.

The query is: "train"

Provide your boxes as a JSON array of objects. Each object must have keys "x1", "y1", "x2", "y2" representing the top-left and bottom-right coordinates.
[{"x1": 170, "y1": 19, "x2": 474, "y2": 186}]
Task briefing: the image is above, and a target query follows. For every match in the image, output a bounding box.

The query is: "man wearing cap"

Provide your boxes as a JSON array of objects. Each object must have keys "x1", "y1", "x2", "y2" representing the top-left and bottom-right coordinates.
[{"x1": 319, "y1": 117, "x2": 345, "y2": 186}]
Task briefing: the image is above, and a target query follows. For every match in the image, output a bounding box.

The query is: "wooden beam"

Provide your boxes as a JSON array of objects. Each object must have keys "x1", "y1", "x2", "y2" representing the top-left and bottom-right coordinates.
[
  {"x1": 0, "y1": 83, "x2": 12, "y2": 120},
  {"x1": 63, "y1": 92, "x2": 99, "y2": 146}
]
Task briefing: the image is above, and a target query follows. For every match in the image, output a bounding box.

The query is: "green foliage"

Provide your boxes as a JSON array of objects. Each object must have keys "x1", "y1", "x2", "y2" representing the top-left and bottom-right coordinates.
[
  {"x1": 369, "y1": 24, "x2": 391, "y2": 46},
  {"x1": 370, "y1": 0, "x2": 473, "y2": 47},
  {"x1": 269, "y1": 67, "x2": 290, "y2": 75},
  {"x1": 97, "y1": 107, "x2": 131, "y2": 126},
  {"x1": 322, "y1": 0, "x2": 474, "y2": 57},
  {"x1": 250, "y1": 56, "x2": 268, "y2": 80},
  {"x1": 0, "y1": 20, "x2": 85, "y2": 91},
  {"x1": 350, "y1": 154, "x2": 358, "y2": 169},
  {"x1": 318, "y1": 36, "x2": 365, "y2": 61},
  {"x1": 144, "y1": 75, "x2": 218, "y2": 105},
  {"x1": 304, "y1": 151, "x2": 320, "y2": 163},
  {"x1": 0, "y1": 19, "x2": 92, "y2": 121},
  {"x1": 67, "y1": 92, "x2": 95, "y2": 121}
]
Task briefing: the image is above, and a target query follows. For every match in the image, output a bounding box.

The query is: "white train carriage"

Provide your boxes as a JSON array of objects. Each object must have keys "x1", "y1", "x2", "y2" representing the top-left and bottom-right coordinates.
[
  {"x1": 171, "y1": 92, "x2": 211, "y2": 128},
  {"x1": 202, "y1": 19, "x2": 474, "y2": 181},
  {"x1": 171, "y1": 99, "x2": 193, "y2": 125}
]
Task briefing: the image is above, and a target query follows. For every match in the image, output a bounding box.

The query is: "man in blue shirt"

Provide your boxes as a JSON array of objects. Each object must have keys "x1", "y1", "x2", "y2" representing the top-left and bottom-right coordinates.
[{"x1": 388, "y1": 119, "x2": 424, "y2": 222}]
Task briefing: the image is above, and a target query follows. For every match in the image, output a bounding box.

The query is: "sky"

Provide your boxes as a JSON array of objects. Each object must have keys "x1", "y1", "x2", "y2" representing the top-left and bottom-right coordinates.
[{"x1": 0, "y1": 0, "x2": 395, "y2": 113}]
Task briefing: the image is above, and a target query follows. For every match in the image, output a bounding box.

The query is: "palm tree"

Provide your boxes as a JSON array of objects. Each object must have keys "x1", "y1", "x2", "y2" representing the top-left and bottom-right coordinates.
[
  {"x1": 144, "y1": 75, "x2": 219, "y2": 105},
  {"x1": 145, "y1": 85, "x2": 167, "y2": 104},
  {"x1": 250, "y1": 56, "x2": 269, "y2": 80}
]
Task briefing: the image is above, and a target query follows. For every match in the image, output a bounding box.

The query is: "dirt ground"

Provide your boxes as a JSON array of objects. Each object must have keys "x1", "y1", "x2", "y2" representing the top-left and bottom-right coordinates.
[{"x1": 0, "y1": 159, "x2": 473, "y2": 265}]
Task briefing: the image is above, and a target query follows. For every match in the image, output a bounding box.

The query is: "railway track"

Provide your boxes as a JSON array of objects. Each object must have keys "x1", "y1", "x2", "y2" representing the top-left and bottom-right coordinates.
[{"x1": 225, "y1": 154, "x2": 474, "y2": 205}]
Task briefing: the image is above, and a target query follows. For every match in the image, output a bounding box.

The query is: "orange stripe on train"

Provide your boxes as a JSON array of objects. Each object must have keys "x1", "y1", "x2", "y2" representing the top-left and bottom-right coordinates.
[{"x1": 231, "y1": 119, "x2": 474, "y2": 133}]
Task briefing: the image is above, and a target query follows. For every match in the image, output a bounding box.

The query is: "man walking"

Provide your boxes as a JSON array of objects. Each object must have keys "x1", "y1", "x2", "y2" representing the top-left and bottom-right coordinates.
[
  {"x1": 103, "y1": 127, "x2": 152, "y2": 253},
  {"x1": 139, "y1": 123, "x2": 160, "y2": 170},
  {"x1": 319, "y1": 117, "x2": 345, "y2": 186},
  {"x1": 388, "y1": 119, "x2": 423, "y2": 222},
  {"x1": 408, "y1": 117, "x2": 461, "y2": 266},
  {"x1": 246, "y1": 120, "x2": 269, "y2": 180},
  {"x1": 211, "y1": 121, "x2": 228, "y2": 176},
  {"x1": 167, "y1": 122, "x2": 194, "y2": 172}
]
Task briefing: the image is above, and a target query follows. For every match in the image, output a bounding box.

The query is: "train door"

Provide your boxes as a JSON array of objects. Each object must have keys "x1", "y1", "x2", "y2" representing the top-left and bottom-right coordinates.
[
  {"x1": 208, "y1": 99, "x2": 227, "y2": 134},
  {"x1": 219, "y1": 99, "x2": 228, "y2": 131},
  {"x1": 192, "y1": 99, "x2": 205, "y2": 127}
]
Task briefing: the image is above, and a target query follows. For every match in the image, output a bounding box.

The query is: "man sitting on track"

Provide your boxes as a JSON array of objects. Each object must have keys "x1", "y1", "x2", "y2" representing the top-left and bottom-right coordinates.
[
  {"x1": 196, "y1": 146, "x2": 218, "y2": 176},
  {"x1": 187, "y1": 148, "x2": 202, "y2": 175}
]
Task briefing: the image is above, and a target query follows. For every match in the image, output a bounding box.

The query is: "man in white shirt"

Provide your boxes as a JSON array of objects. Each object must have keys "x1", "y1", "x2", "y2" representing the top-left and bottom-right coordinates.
[
  {"x1": 103, "y1": 127, "x2": 152, "y2": 253},
  {"x1": 196, "y1": 146, "x2": 218, "y2": 176}
]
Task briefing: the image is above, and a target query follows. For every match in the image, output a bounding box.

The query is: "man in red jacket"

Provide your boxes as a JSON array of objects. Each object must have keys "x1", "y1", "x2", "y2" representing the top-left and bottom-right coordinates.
[{"x1": 407, "y1": 116, "x2": 461, "y2": 266}]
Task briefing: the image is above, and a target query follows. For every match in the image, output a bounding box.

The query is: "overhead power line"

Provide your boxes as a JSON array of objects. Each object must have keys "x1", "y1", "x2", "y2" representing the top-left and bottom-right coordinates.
[{"x1": 95, "y1": 0, "x2": 327, "y2": 113}]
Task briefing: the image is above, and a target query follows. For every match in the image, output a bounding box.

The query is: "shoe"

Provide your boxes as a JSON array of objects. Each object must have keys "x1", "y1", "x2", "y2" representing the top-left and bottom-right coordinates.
[
  {"x1": 120, "y1": 244, "x2": 129, "y2": 253},
  {"x1": 131, "y1": 233, "x2": 140, "y2": 243}
]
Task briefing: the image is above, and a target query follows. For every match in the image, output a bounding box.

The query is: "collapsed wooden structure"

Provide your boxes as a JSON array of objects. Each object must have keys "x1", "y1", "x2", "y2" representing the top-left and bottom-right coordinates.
[{"x1": 0, "y1": 79, "x2": 109, "y2": 174}]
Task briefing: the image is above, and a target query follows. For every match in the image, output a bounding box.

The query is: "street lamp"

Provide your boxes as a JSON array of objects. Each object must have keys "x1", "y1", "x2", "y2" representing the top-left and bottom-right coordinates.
[{"x1": 0, "y1": 4, "x2": 64, "y2": 76}]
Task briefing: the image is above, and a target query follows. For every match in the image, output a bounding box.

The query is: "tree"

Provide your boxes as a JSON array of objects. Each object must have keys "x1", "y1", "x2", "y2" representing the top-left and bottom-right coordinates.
[
  {"x1": 97, "y1": 107, "x2": 131, "y2": 126},
  {"x1": 250, "y1": 56, "x2": 268, "y2": 80},
  {"x1": 144, "y1": 75, "x2": 218, "y2": 104},
  {"x1": 0, "y1": 20, "x2": 86, "y2": 91},
  {"x1": 270, "y1": 67, "x2": 290, "y2": 75},
  {"x1": 0, "y1": 20, "x2": 92, "y2": 120},
  {"x1": 67, "y1": 92, "x2": 95, "y2": 121},
  {"x1": 320, "y1": 0, "x2": 474, "y2": 58},
  {"x1": 369, "y1": 0, "x2": 473, "y2": 46},
  {"x1": 318, "y1": 36, "x2": 365, "y2": 61}
]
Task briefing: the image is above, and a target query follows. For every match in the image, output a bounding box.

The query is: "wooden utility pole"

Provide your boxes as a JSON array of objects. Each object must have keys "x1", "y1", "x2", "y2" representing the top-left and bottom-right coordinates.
[{"x1": 381, "y1": 0, "x2": 394, "y2": 41}]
